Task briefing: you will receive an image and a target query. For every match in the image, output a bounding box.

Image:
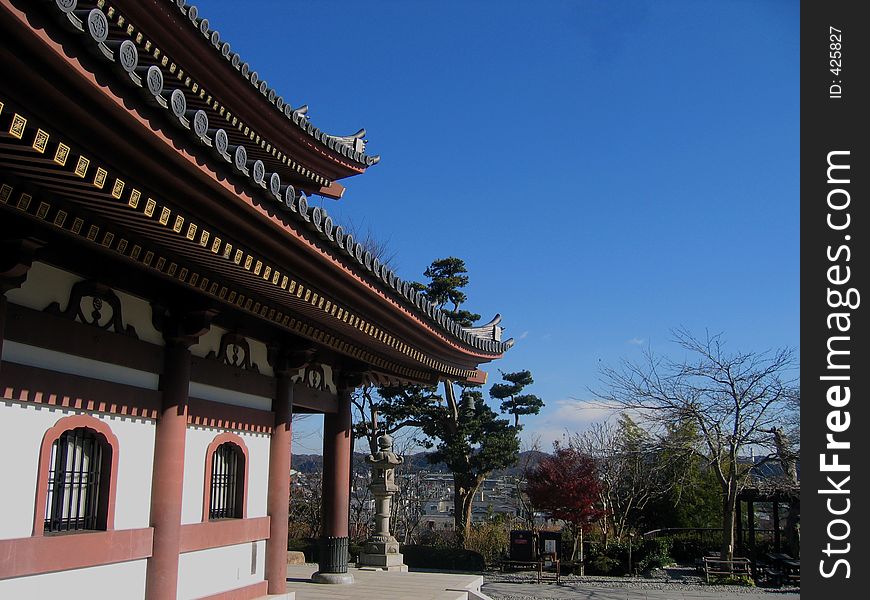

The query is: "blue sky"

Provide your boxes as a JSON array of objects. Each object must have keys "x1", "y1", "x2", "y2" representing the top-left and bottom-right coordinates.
[{"x1": 194, "y1": 0, "x2": 799, "y2": 452}]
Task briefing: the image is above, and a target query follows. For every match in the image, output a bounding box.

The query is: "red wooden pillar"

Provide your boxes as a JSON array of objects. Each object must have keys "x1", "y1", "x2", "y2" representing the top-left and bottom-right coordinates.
[
  {"x1": 145, "y1": 343, "x2": 190, "y2": 600},
  {"x1": 322, "y1": 391, "x2": 352, "y2": 537},
  {"x1": 265, "y1": 370, "x2": 294, "y2": 593},
  {"x1": 312, "y1": 375, "x2": 358, "y2": 584},
  {"x1": 145, "y1": 307, "x2": 213, "y2": 600}
]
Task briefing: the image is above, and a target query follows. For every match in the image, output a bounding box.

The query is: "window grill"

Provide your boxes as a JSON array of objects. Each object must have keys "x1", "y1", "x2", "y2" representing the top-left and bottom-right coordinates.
[
  {"x1": 45, "y1": 427, "x2": 106, "y2": 533},
  {"x1": 209, "y1": 442, "x2": 243, "y2": 519}
]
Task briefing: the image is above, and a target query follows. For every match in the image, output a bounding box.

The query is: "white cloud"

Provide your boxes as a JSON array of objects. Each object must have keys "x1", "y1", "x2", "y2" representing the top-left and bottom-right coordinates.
[
  {"x1": 518, "y1": 331, "x2": 529, "y2": 340},
  {"x1": 627, "y1": 337, "x2": 645, "y2": 346},
  {"x1": 522, "y1": 398, "x2": 626, "y2": 449}
]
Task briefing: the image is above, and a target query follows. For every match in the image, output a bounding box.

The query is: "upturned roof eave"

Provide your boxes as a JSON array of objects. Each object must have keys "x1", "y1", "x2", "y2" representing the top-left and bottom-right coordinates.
[{"x1": 118, "y1": 0, "x2": 379, "y2": 176}]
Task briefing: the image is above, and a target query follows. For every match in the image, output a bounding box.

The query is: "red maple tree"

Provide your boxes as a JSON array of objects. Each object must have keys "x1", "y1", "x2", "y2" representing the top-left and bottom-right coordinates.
[{"x1": 525, "y1": 444, "x2": 605, "y2": 562}]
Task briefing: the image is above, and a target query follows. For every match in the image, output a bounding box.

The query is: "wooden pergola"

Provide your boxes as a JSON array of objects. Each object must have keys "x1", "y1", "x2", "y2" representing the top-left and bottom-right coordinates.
[{"x1": 735, "y1": 486, "x2": 800, "y2": 559}]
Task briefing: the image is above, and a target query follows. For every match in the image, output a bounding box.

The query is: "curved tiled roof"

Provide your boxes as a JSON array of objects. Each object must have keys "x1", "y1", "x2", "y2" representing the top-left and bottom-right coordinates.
[
  {"x1": 39, "y1": 0, "x2": 512, "y2": 358},
  {"x1": 167, "y1": 0, "x2": 380, "y2": 168}
]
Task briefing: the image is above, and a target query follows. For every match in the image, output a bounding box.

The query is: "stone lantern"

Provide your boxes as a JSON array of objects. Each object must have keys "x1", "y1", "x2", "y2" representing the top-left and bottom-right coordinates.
[{"x1": 358, "y1": 433, "x2": 407, "y2": 571}]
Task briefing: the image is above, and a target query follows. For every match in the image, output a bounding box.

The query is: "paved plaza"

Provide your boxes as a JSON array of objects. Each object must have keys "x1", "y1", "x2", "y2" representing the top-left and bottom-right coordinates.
[
  {"x1": 482, "y1": 580, "x2": 799, "y2": 600},
  {"x1": 277, "y1": 565, "x2": 800, "y2": 600},
  {"x1": 283, "y1": 564, "x2": 482, "y2": 600}
]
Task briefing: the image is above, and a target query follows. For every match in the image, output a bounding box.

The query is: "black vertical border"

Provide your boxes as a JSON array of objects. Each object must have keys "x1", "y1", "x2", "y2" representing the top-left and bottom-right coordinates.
[{"x1": 802, "y1": 1, "x2": 868, "y2": 597}]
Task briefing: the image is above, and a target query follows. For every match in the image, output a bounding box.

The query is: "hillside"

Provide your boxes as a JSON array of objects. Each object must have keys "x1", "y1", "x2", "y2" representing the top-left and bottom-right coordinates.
[{"x1": 291, "y1": 449, "x2": 547, "y2": 477}]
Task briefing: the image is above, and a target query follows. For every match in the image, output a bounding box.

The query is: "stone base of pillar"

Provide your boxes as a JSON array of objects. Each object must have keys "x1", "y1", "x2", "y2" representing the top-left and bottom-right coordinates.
[
  {"x1": 312, "y1": 536, "x2": 354, "y2": 584},
  {"x1": 311, "y1": 571, "x2": 356, "y2": 584},
  {"x1": 357, "y1": 537, "x2": 405, "y2": 570},
  {"x1": 358, "y1": 552, "x2": 406, "y2": 570}
]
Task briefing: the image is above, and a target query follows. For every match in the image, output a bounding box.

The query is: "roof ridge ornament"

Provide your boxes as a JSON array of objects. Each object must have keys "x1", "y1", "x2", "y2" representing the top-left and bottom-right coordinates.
[
  {"x1": 330, "y1": 128, "x2": 368, "y2": 154},
  {"x1": 292, "y1": 105, "x2": 309, "y2": 123},
  {"x1": 463, "y1": 314, "x2": 505, "y2": 342}
]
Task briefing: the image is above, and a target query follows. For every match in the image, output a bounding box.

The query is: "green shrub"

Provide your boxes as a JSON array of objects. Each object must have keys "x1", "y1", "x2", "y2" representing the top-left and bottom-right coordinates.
[
  {"x1": 642, "y1": 537, "x2": 672, "y2": 556},
  {"x1": 419, "y1": 528, "x2": 457, "y2": 547},
  {"x1": 589, "y1": 555, "x2": 622, "y2": 575},
  {"x1": 669, "y1": 536, "x2": 706, "y2": 562},
  {"x1": 584, "y1": 542, "x2": 625, "y2": 575},
  {"x1": 464, "y1": 522, "x2": 509, "y2": 567},
  {"x1": 401, "y1": 544, "x2": 485, "y2": 571},
  {"x1": 637, "y1": 537, "x2": 673, "y2": 573},
  {"x1": 582, "y1": 537, "x2": 674, "y2": 575},
  {"x1": 710, "y1": 574, "x2": 755, "y2": 587},
  {"x1": 287, "y1": 538, "x2": 318, "y2": 562}
]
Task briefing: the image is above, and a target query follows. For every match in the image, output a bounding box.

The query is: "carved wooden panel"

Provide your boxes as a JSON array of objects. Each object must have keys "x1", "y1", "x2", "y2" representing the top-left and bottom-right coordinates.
[
  {"x1": 205, "y1": 332, "x2": 259, "y2": 372},
  {"x1": 294, "y1": 364, "x2": 334, "y2": 392},
  {"x1": 44, "y1": 280, "x2": 137, "y2": 338},
  {"x1": 301, "y1": 364, "x2": 327, "y2": 391}
]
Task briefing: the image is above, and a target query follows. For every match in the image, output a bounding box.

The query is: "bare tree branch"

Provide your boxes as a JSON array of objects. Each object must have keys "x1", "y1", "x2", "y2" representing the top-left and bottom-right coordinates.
[{"x1": 588, "y1": 329, "x2": 798, "y2": 559}]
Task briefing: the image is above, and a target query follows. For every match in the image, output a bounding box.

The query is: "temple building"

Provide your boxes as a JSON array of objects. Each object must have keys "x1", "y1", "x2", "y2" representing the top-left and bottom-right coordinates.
[{"x1": 0, "y1": 1, "x2": 511, "y2": 599}]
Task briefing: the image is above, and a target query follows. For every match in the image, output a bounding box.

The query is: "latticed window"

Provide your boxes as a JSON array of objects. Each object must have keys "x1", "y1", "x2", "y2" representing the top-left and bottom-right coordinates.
[
  {"x1": 45, "y1": 427, "x2": 109, "y2": 533},
  {"x1": 209, "y1": 442, "x2": 244, "y2": 519}
]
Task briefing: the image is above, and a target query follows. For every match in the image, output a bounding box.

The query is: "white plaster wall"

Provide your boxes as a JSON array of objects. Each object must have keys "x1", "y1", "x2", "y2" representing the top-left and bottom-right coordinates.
[
  {"x1": 3, "y1": 341, "x2": 159, "y2": 390},
  {"x1": 187, "y1": 381, "x2": 271, "y2": 411},
  {"x1": 116, "y1": 289, "x2": 164, "y2": 346},
  {"x1": 181, "y1": 428, "x2": 271, "y2": 524},
  {"x1": 0, "y1": 558, "x2": 147, "y2": 600},
  {"x1": 247, "y1": 338, "x2": 273, "y2": 377},
  {"x1": 5, "y1": 261, "x2": 79, "y2": 311},
  {"x1": 177, "y1": 541, "x2": 265, "y2": 600},
  {"x1": 0, "y1": 402, "x2": 53, "y2": 539},
  {"x1": 190, "y1": 324, "x2": 224, "y2": 360},
  {"x1": 4, "y1": 261, "x2": 163, "y2": 346},
  {"x1": 240, "y1": 431, "x2": 271, "y2": 519},
  {"x1": 108, "y1": 414, "x2": 156, "y2": 530},
  {"x1": 191, "y1": 325, "x2": 273, "y2": 377},
  {"x1": 181, "y1": 427, "x2": 213, "y2": 525},
  {"x1": 0, "y1": 403, "x2": 155, "y2": 539}
]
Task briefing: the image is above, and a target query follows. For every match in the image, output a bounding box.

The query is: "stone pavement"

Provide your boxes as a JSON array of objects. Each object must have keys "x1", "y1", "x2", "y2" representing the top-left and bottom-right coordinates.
[
  {"x1": 277, "y1": 564, "x2": 800, "y2": 600},
  {"x1": 283, "y1": 563, "x2": 484, "y2": 600},
  {"x1": 481, "y1": 581, "x2": 800, "y2": 600}
]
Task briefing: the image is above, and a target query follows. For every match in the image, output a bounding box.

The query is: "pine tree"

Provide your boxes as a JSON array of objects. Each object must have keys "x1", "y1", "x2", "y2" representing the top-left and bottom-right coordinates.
[
  {"x1": 489, "y1": 370, "x2": 544, "y2": 429},
  {"x1": 364, "y1": 258, "x2": 543, "y2": 546}
]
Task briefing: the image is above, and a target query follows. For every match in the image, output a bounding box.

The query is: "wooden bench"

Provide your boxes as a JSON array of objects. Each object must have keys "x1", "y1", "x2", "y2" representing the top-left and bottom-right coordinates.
[
  {"x1": 781, "y1": 558, "x2": 800, "y2": 586},
  {"x1": 500, "y1": 559, "x2": 544, "y2": 584},
  {"x1": 499, "y1": 557, "x2": 561, "y2": 584},
  {"x1": 760, "y1": 553, "x2": 800, "y2": 587},
  {"x1": 760, "y1": 565, "x2": 782, "y2": 586},
  {"x1": 702, "y1": 557, "x2": 752, "y2": 583}
]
